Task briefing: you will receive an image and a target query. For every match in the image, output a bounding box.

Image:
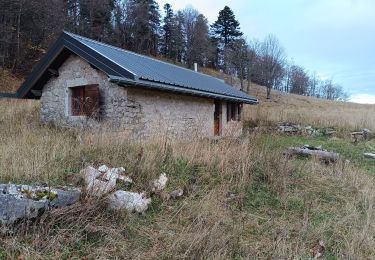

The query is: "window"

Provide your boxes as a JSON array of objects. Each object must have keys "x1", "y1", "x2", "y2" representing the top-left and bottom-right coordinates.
[
  {"x1": 226, "y1": 102, "x2": 242, "y2": 122},
  {"x1": 71, "y1": 84, "x2": 100, "y2": 117}
]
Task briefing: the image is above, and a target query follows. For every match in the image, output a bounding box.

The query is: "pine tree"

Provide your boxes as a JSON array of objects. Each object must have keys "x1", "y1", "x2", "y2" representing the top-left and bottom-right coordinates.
[
  {"x1": 211, "y1": 6, "x2": 243, "y2": 46},
  {"x1": 162, "y1": 3, "x2": 174, "y2": 58},
  {"x1": 211, "y1": 6, "x2": 243, "y2": 71},
  {"x1": 123, "y1": 0, "x2": 161, "y2": 55}
]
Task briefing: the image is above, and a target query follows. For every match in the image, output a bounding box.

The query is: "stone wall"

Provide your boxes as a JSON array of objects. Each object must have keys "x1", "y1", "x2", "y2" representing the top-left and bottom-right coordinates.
[
  {"x1": 40, "y1": 55, "x2": 217, "y2": 138},
  {"x1": 41, "y1": 55, "x2": 128, "y2": 129},
  {"x1": 126, "y1": 88, "x2": 214, "y2": 138}
]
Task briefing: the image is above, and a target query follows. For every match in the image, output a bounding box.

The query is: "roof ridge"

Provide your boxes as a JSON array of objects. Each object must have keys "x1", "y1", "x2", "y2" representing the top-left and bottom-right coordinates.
[{"x1": 63, "y1": 31, "x2": 227, "y2": 83}]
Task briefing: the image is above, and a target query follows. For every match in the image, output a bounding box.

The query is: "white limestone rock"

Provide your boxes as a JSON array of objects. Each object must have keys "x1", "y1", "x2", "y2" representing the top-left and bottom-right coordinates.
[
  {"x1": 80, "y1": 166, "x2": 102, "y2": 189},
  {"x1": 364, "y1": 153, "x2": 375, "y2": 159},
  {"x1": 90, "y1": 178, "x2": 117, "y2": 197},
  {"x1": 170, "y1": 188, "x2": 184, "y2": 199},
  {"x1": 80, "y1": 166, "x2": 116, "y2": 197},
  {"x1": 118, "y1": 175, "x2": 133, "y2": 184},
  {"x1": 152, "y1": 173, "x2": 168, "y2": 192},
  {"x1": 107, "y1": 190, "x2": 151, "y2": 213},
  {"x1": 98, "y1": 165, "x2": 109, "y2": 173}
]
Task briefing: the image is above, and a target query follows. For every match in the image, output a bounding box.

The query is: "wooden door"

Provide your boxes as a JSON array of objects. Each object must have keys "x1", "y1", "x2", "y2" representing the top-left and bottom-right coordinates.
[{"x1": 214, "y1": 101, "x2": 221, "y2": 136}]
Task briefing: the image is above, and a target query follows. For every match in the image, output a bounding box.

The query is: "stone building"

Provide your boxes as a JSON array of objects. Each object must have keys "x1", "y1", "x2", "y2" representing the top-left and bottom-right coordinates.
[{"x1": 12, "y1": 32, "x2": 258, "y2": 138}]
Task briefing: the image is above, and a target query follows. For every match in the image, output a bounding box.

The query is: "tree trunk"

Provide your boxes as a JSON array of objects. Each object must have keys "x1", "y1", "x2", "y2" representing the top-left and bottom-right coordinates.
[
  {"x1": 266, "y1": 86, "x2": 271, "y2": 99},
  {"x1": 285, "y1": 147, "x2": 339, "y2": 163}
]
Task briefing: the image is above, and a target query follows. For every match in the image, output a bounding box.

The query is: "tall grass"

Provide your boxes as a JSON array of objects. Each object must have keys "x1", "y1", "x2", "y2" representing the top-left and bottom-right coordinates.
[
  {"x1": 244, "y1": 84, "x2": 375, "y2": 130},
  {"x1": 1, "y1": 98, "x2": 375, "y2": 258}
]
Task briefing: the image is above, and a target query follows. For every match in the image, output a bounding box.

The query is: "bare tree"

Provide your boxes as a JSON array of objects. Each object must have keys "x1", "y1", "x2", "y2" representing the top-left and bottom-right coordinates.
[
  {"x1": 226, "y1": 37, "x2": 248, "y2": 90},
  {"x1": 289, "y1": 65, "x2": 309, "y2": 95},
  {"x1": 251, "y1": 35, "x2": 286, "y2": 99},
  {"x1": 308, "y1": 72, "x2": 319, "y2": 97}
]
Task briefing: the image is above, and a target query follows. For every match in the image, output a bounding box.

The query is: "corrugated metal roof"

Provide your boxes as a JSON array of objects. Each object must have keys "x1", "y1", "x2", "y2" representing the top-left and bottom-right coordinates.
[
  {"x1": 14, "y1": 31, "x2": 258, "y2": 104},
  {"x1": 0, "y1": 92, "x2": 17, "y2": 98},
  {"x1": 65, "y1": 32, "x2": 258, "y2": 104}
]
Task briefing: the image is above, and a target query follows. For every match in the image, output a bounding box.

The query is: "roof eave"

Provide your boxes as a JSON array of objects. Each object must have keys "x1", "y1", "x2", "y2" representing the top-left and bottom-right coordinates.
[
  {"x1": 17, "y1": 31, "x2": 137, "y2": 99},
  {"x1": 108, "y1": 76, "x2": 258, "y2": 105},
  {"x1": 0, "y1": 92, "x2": 17, "y2": 98}
]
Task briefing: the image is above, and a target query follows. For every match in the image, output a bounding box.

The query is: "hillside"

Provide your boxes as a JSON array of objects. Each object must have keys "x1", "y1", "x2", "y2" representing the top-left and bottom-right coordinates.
[
  {"x1": 200, "y1": 67, "x2": 375, "y2": 130},
  {"x1": 0, "y1": 69, "x2": 23, "y2": 94},
  {"x1": 1, "y1": 77, "x2": 375, "y2": 258}
]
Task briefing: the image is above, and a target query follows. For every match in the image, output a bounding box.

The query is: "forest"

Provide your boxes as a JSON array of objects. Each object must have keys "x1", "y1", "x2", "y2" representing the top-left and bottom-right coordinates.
[{"x1": 0, "y1": 0, "x2": 348, "y2": 100}]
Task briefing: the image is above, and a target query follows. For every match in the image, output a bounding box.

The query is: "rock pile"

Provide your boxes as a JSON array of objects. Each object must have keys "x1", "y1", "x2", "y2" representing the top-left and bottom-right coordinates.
[
  {"x1": 352, "y1": 129, "x2": 372, "y2": 142},
  {"x1": 81, "y1": 165, "x2": 133, "y2": 197},
  {"x1": 1, "y1": 164, "x2": 185, "y2": 234},
  {"x1": 278, "y1": 123, "x2": 336, "y2": 137}
]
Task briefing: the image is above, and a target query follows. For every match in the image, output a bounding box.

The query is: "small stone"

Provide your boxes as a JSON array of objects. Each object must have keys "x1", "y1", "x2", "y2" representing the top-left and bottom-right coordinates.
[
  {"x1": 98, "y1": 165, "x2": 109, "y2": 173},
  {"x1": 362, "y1": 128, "x2": 372, "y2": 134},
  {"x1": 152, "y1": 173, "x2": 168, "y2": 192},
  {"x1": 107, "y1": 191, "x2": 151, "y2": 213},
  {"x1": 364, "y1": 153, "x2": 375, "y2": 159},
  {"x1": 118, "y1": 175, "x2": 133, "y2": 184},
  {"x1": 170, "y1": 188, "x2": 184, "y2": 199}
]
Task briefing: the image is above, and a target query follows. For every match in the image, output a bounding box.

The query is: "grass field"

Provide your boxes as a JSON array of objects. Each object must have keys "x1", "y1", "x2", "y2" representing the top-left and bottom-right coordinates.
[{"x1": 0, "y1": 87, "x2": 375, "y2": 259}]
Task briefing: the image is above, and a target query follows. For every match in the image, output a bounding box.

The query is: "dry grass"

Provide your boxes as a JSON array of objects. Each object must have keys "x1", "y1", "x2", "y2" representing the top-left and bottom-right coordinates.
[
  {"x1": 1, "y1": 98, "x2": 375, "y2": 259},
  {"x1": 200, "y1": 67, "x2": 375, "y2": 131},
  {"x1": 244, "y1": 84, "x2": 375, "y2": 131},
  {"x1": 0, "y1": 69, "x2": 22, "y2": 93}
]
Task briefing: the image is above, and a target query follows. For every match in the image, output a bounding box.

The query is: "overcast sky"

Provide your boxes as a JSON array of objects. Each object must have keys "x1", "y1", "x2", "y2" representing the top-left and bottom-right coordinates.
[{"x1": 157, "y1": 0, "x2": 375, "y2": 104}]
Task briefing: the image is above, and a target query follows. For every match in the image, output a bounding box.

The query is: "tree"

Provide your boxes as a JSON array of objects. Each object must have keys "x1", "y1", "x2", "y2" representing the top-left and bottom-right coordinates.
[
  {"x1": 187, "y1": 14, "x2": 213, "y2": 68},
  {"x1": 308, "y1": 72, "x2": 319, "y2": 97},
  {"x1": 78, "y1": 0, "x2": 115, "y2": 40},
  {"x1": 123, "y1": 0, "x2": 161, "y2": 55},
  {"x1": 211, "y1": 6, "x2": 243, "y2": 71},
  {"x1": 253, "y1": 35, "x2": 286, "y2": 99},
  {"x1": 289, "y1": 65, "x2": 309, "y2": 95},
  {"x1": 211, "y1": 6, "x2": 242, "y2": 46},
  {"x1": 161, "y1": 3, "x2": 174, "y2": 57},
  {"x1": 161, "y1": 4, "x2": 185, "y2": 62},
  {"x1": 226, "y1": 38, "x2": 249, "y2": 90}
]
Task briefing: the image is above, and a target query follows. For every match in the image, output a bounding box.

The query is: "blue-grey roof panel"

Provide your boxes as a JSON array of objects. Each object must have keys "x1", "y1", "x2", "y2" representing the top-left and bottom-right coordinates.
[{"x1": 65, "y1": 32, "x2": 257, "y2": 103}]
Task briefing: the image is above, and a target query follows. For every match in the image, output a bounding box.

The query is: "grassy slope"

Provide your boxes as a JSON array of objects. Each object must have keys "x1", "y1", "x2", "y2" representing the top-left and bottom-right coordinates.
[
  {"x1": 0, "y1": 69, "x2": 22, "y2": 93},
  {"x1": 0, "y1": 68, "x2": 375, "y2": 259}
]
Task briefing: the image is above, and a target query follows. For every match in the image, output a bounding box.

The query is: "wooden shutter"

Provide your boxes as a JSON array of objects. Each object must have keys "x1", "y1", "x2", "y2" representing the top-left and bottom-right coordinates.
[
  {"x1": 84, "y1": 84, "x2": 100, "y2": 117},
  {"x1": 72, "y1": 87, "x2": 84, "y2": 116}
]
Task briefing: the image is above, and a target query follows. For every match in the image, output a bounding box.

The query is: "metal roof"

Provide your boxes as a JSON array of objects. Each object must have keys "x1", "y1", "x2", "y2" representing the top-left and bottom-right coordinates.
[
  {"x1": 0, "y1": 92, "x2": 17, "y2": 98},
  {"x1": 15, "y1": 31, "x2": 258, "y2": 104}
]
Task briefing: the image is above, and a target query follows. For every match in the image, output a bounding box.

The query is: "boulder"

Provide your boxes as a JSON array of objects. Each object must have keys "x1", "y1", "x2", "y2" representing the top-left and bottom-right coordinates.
[
  {"x1": 0, "y1": 184, "x2": 81, "y2": 234},
  {"x1": 107, "y1": 191, "x2": 151, "y2": 213}
]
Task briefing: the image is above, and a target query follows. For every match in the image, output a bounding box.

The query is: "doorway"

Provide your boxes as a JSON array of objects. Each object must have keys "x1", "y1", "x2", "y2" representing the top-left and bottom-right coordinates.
[{"x1": 214, "y1": 101, "x2": 221, "y2": 136}]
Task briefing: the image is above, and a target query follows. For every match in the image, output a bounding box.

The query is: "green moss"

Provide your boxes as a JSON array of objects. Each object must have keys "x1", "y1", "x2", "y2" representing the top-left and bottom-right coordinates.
[
  {"x1": 21, "y1": 189, "x2": 33, "y2": 199},
  {"x1": 35, "y1": 190, "x2": 58, "y2": 201}
]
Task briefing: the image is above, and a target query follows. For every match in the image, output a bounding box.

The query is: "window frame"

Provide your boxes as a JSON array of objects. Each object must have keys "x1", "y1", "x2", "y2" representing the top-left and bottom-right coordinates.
[
  {"x1": 226, "y1": 102, "x2": 242, "y2": 122},
  {"x1": 70, "y1": 84, "x2": 99, "y2": 117}
]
